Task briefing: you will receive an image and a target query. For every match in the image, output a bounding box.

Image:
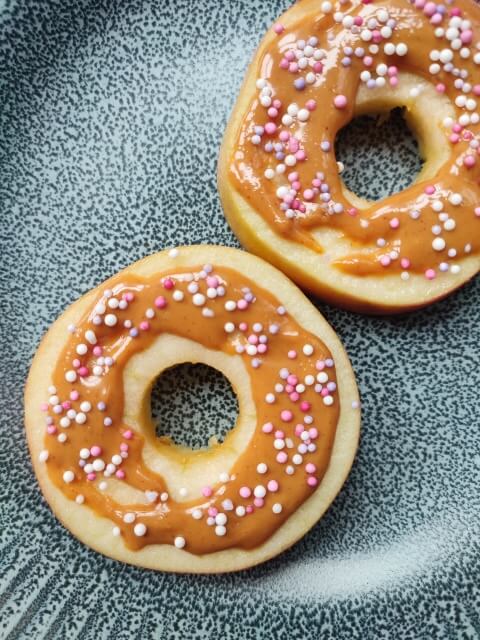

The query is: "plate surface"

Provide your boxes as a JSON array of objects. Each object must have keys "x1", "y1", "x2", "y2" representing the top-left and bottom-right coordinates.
[{"x1": 1, "y1": 1, "x2": 479, "y2": 638}]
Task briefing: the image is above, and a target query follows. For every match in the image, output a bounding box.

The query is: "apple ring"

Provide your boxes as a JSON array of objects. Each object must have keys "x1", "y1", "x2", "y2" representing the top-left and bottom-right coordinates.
[
  {"x1": 25, "y1": 245, "x2": 359, "y2": 573},
  {"x1": 219, "y1": 0, "x2": 480, "y2": 312}
]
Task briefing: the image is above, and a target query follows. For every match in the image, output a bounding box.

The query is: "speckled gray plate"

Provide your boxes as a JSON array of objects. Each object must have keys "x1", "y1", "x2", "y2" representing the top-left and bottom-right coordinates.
[{"x1": 1, "y1": 1, "x2": 479, "y2": 638}]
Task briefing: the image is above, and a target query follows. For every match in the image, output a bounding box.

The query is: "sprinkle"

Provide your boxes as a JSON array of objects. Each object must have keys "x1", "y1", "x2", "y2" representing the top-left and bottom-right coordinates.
[
  {"x1": 38, "y1": 450, "x2": 49, "y2": 462},
  {"x1": 333, "y1": 95, "x2": 348, "y2": 109},
  {"x1": 134, "y1": 523, "x2": 147, "y2": 537},
  {"x1": 63, "y1": 470, "x2": 74, "y2": 483},
  {"x1": 272, "y1": 503, "x2": 283, "y2": 514},
  {"x1": 174, "y1": 536, "x2": 186, "y2": 549}
]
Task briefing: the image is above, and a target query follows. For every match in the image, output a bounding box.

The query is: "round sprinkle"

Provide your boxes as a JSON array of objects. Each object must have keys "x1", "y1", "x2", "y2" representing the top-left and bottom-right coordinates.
[
  {"x1": 134, "y1": 523, "x2": 147, "y2": 537},
  {"x1": 174, "y1": 536, "x2": 186, "y2": 549},
  {"x1": 333, "y1": 95, "x2": 348, "y2": 109},
  {"x1": 272, "y1": 503, "x2": 283, "y2": 514},
  {"x1": 63, "y1": 470, "x2": 74, "y2": 484}
]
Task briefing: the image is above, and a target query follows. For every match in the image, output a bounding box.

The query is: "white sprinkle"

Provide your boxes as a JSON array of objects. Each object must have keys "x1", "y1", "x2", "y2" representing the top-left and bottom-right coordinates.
[
  {"x1": 80, "y1": 401, "x2": 91, "y2": 413},
  {"x1": 272, "y1": 503, "x2": 283, "y2": 514},
  {"x1": 274, "y1": 438, "x2": 285, "y2": 450},
  {"x1": 257, "y1": 463, "x2": 268, "y2": 474},
  {"x1": 254, "y1": 485, "x2": 267, "y2": 498},
  {"x1": 123, "y1": 512, "x2": 136, "y2": 524},
  {"x1": 168, "y1": 248, "x2": 179, "y2": 258},
  {"x1": 63, "y1": 470, "x2": 74, "y2": 483},
  {"x1": 134, "y1": 523, "x2": 147, "y2": 537},
  {"x1": 104, "y1": 314, "x2": 117, "y2": 327},
  {"x1": 75, "y1": 494, "x2": 84, "y2": 504},
  {"x1": 192, "y1": 293, "x2": 206, "y2": 307},
  {"x1": 38, "y1": 450, "x2": 49, "y2": 462},
  {"x1": 323, "y1": 395, "x2": 334, "y2": 406},
  {"x1": 112, "y1": 526, "x2": 121, "y2": 537},
  {"x1": 265, "y1": 393, "x2": 276, "y2": 404},
  {"x1": 302, "y1": 344, "x2": 314, "y2": 356},
  {"x1": 224, "y1": 300, "x2": 236, "y2": 311},
  {"x1": 449, "y1": 193, "x2": 462, "y2": 206},
  {"x1": 65, "y1": 370, "x2": 77, "y2": 382},
  {"x1": 160, "y1": 492, "x2": 169, "y2": 502},
  {"x1": 236, "y1": 506, "x2": 246, "y2": 517},
  {"x1": 224, "y1": 322, "x2": 235, "y2": 333},
  {"x1": 173, "y1": 290, "x2": 184, "y2": 302},
  {"x1": 179, "y1": 487, "x2": 188, "y2": 497},
  {"x1": 215, "y1": 525, "x2": 227, "y2": 537},
  {"x1": 99, "y1": 481, "x2": 107, "y2": 491},
  {"x1": 80, "y1": 448, "x2": 90, "y2": 460},
  {"x1": 75, "y1": 412, "x2": 87, "y2": 425},
  {"x1": 215, "y1": 513, "x2": 227, "y2": 526}
]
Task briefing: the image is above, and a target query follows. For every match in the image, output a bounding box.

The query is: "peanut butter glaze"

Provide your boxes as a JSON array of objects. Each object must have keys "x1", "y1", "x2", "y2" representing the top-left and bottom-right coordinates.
[
  {"x1": 41, "y1": 264, "x2": 340, "y2": 553},
  {"x1": 230, "y1": 0, "x2": 480, "y2": 279}
]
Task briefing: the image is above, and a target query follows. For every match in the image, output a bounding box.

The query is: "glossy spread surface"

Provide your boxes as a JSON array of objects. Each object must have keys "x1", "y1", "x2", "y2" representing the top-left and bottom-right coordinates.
[
  {"x1": 230, "y1": 0, "x2": 480, "y2": 280},
  {"x1": 39, "y1": 261, "x2": 342, "y2": 553}
]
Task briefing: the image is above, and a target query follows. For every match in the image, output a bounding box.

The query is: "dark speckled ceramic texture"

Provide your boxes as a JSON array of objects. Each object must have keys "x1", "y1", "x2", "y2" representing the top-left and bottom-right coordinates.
[{"x1": 1, "y1": 0, "x2": 479, "y2": 638}]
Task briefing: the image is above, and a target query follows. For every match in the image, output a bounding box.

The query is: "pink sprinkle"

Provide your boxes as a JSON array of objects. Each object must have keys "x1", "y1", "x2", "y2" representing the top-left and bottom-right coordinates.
[
  {"x1": 295, "y1": 150, "x2": 306, "y2": 161},
  {"x1": 305, "y1": 463, "x2": 316, "y2": 474},
  {"x1": 274, "y1": 430, "x2": 285, "y2": 439},
  {"x1": 237, "y1": 300, "x2": 248, "y2": 310},
  {"x1": 78, "y1": 366, "x2": 89, "y2": 377},
  {"x1": 309, "y1": 427, "x2": 318, "y2": 439},
  {"x1": 61, "y1": 401, "x2": 71, "y2": 410},
  {"x1": 450, "y1": 7, "x2": 461, "y2": 16},
  {"x1": 257, "y1": 344, "x2": 267, "y2": 354},
  {"x1": 92, "y1": 346, "x2": 102, "y2": 356},
  {"x1": 400, "y1": 258, "x2": 411, "y2": 269},
  {"x1": 306, "y1": 99, "x2": 316, "y2": 111},
  {"x1": 280, "y1": 410, "x2": 293, "y2": 422},
  {"x1": 307, "y1": 477, "x2": 318, "y2": 487},
  {"x1": 473, "y1": 85, "x2": 480, "y2": 97},
  {"x1": 262, "y1": 422, "x2": 274, "y2": 433},
  {"x1": 87, "y1": 472, "x2": 96, "y2": 481},
  {"x1": 246, "y1": 505, "x2": 254, "y2": 514},
  {"x1": 348, "y1": 207, "x2": 358, "y2": 217},
  {"x1": 287, "y1": 374, "x2": 298, "y2": 385},
  {"x1": 139, "y1": 321, "x2": 150, "y2": 331},
  {"x1": 273, "y1": 23, "x2": 284, "y2": 34},
  {"x1": 389, "y1": 77, "x2": 399, "y2": 87},
  {"x1": 70, "y1": 390, "x2": 79, "y2": 401},
  {"x1": 354, "y1": 16, "x2": 363, "y2": 25},
  {"x1": 423, "y1": 2, "x2": 436, "y2": 16},
  {"x1": 387, "y1": 66, "x2": 398, "y2": 77},
  {"x1": 464, "y1": 155, "x2": 476, "y2": 168},
  {"x1": 461, "y1": 29, "x2": 472, "y2": 44},
  {"x1": 316, "y1": 360, "x2": 325, "y2": 371},
  {"x1": 425, "y1": 268, "x2": 436, "y2": 280},
  {"x1": 276, "y1": 451, "x2": 288, "y2": 463},
  {"x1": 300, "y1": 401, "x2": 311, "y2": 412},
  {"x1": 273, "y1": 99, "x2": 282, "y2": 109},
  {"x1": 115, "y1": 470, "x2": 125, "y2": 479},
  {"x1": 436, "y1": 83, "x2": 446, "y2": 94},
  {"x1": 124, "y1": 292, "x2": 134, "y2": 302},
  {"x1": 123, "y1": 430, "x2": 133, "y2": 440},
  {"x1": 279, "y1": 131, "x2": 290, "y2": 142},
  {"x1": 389, "y1": 217, "x2": 400, "y2": 229},
  {"x1": 280, "y1": 58, "x2": 289, "y2": 70},
  {"x1": 287, "y1": 350, "x2": 297, "y2": 359},
  {"x1": 453, "y1": 124, "x2": 462, "y2": 133},
  {"x1": 295, "y1": 424, "x2": 304, "y2": 436},
  {"x1": 333, "y1": 95, "x2": 347, "y2": 110},
  {"x1": 208, "y1": 507, "x2": 218, "y2": 517},
  {"x1": 40, "y1": 403, "x2": 49, "y2": 412},
  {"x1": 254, "y1": 498, "x2": 264, "y2": 508},
  {"x1": 267, "y1": 107, "x2": 278, "y2": 118},
  {"x1": 265, "y1": 122, "x2": 277, "y2": 135},
  {"x1": 163, "y1": 278, "x2": 174, "y2": 290},
  {"x1": 120, "y1": 443, "x2": 129, "y2": 452},
  {"x1": 380, "y1": 255, "x2": 391, "y2": 267},
  {"x1": 73, "y1": 359, "x2": 80, "y2": 368},
  {"x1": 206, "y1": 276, "x2": 218, "y2": 288},
  {"x1": 239, "y1": 486, "x2": 251, "y2": 498},
  {"x1": 202, "y1": 486, "x2": 213, "y2": 497},
  {"x1": 449, "y1": 134, "x2": 460, "y2": 144},
  {"x1": 155, "y1": 296, "x2": 167, "y2": 309},
  {"x1": 289, "y1": 392, "x2": 299, "y2": 402},
  {"x1": 430, "y1": 12, "x2": 442, "y2": 24},
  {"x1": 363, "y1": 56, "x2": 373, "y2": 67},
  {"x1": 90, "y1": 445, "x2": 102, "y2": 457},
  {"x1": 47, "y1": 425, "x2": 57, "y2": 435},
  {"x1": 424, "y1": 185, "x2": 435, "y2": 195},
  {"x1": 289, "y1": 62, "x2": 298, "y2": 73},
  {"x1": 313, "y1": 61, "x2": 323, "y2": 73},
  {"x1": 474, "y1": 207, "x2": 480, "y2": 217},
  {"x1": 267, "y1": 480, "x2": 279, "y2": 492},
  {"x1": 321, "y1": 388, "x2": 330, "y2": 397},
  {"x1": 239, "y1": 322, "x2": 248, "y2": 331}
]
